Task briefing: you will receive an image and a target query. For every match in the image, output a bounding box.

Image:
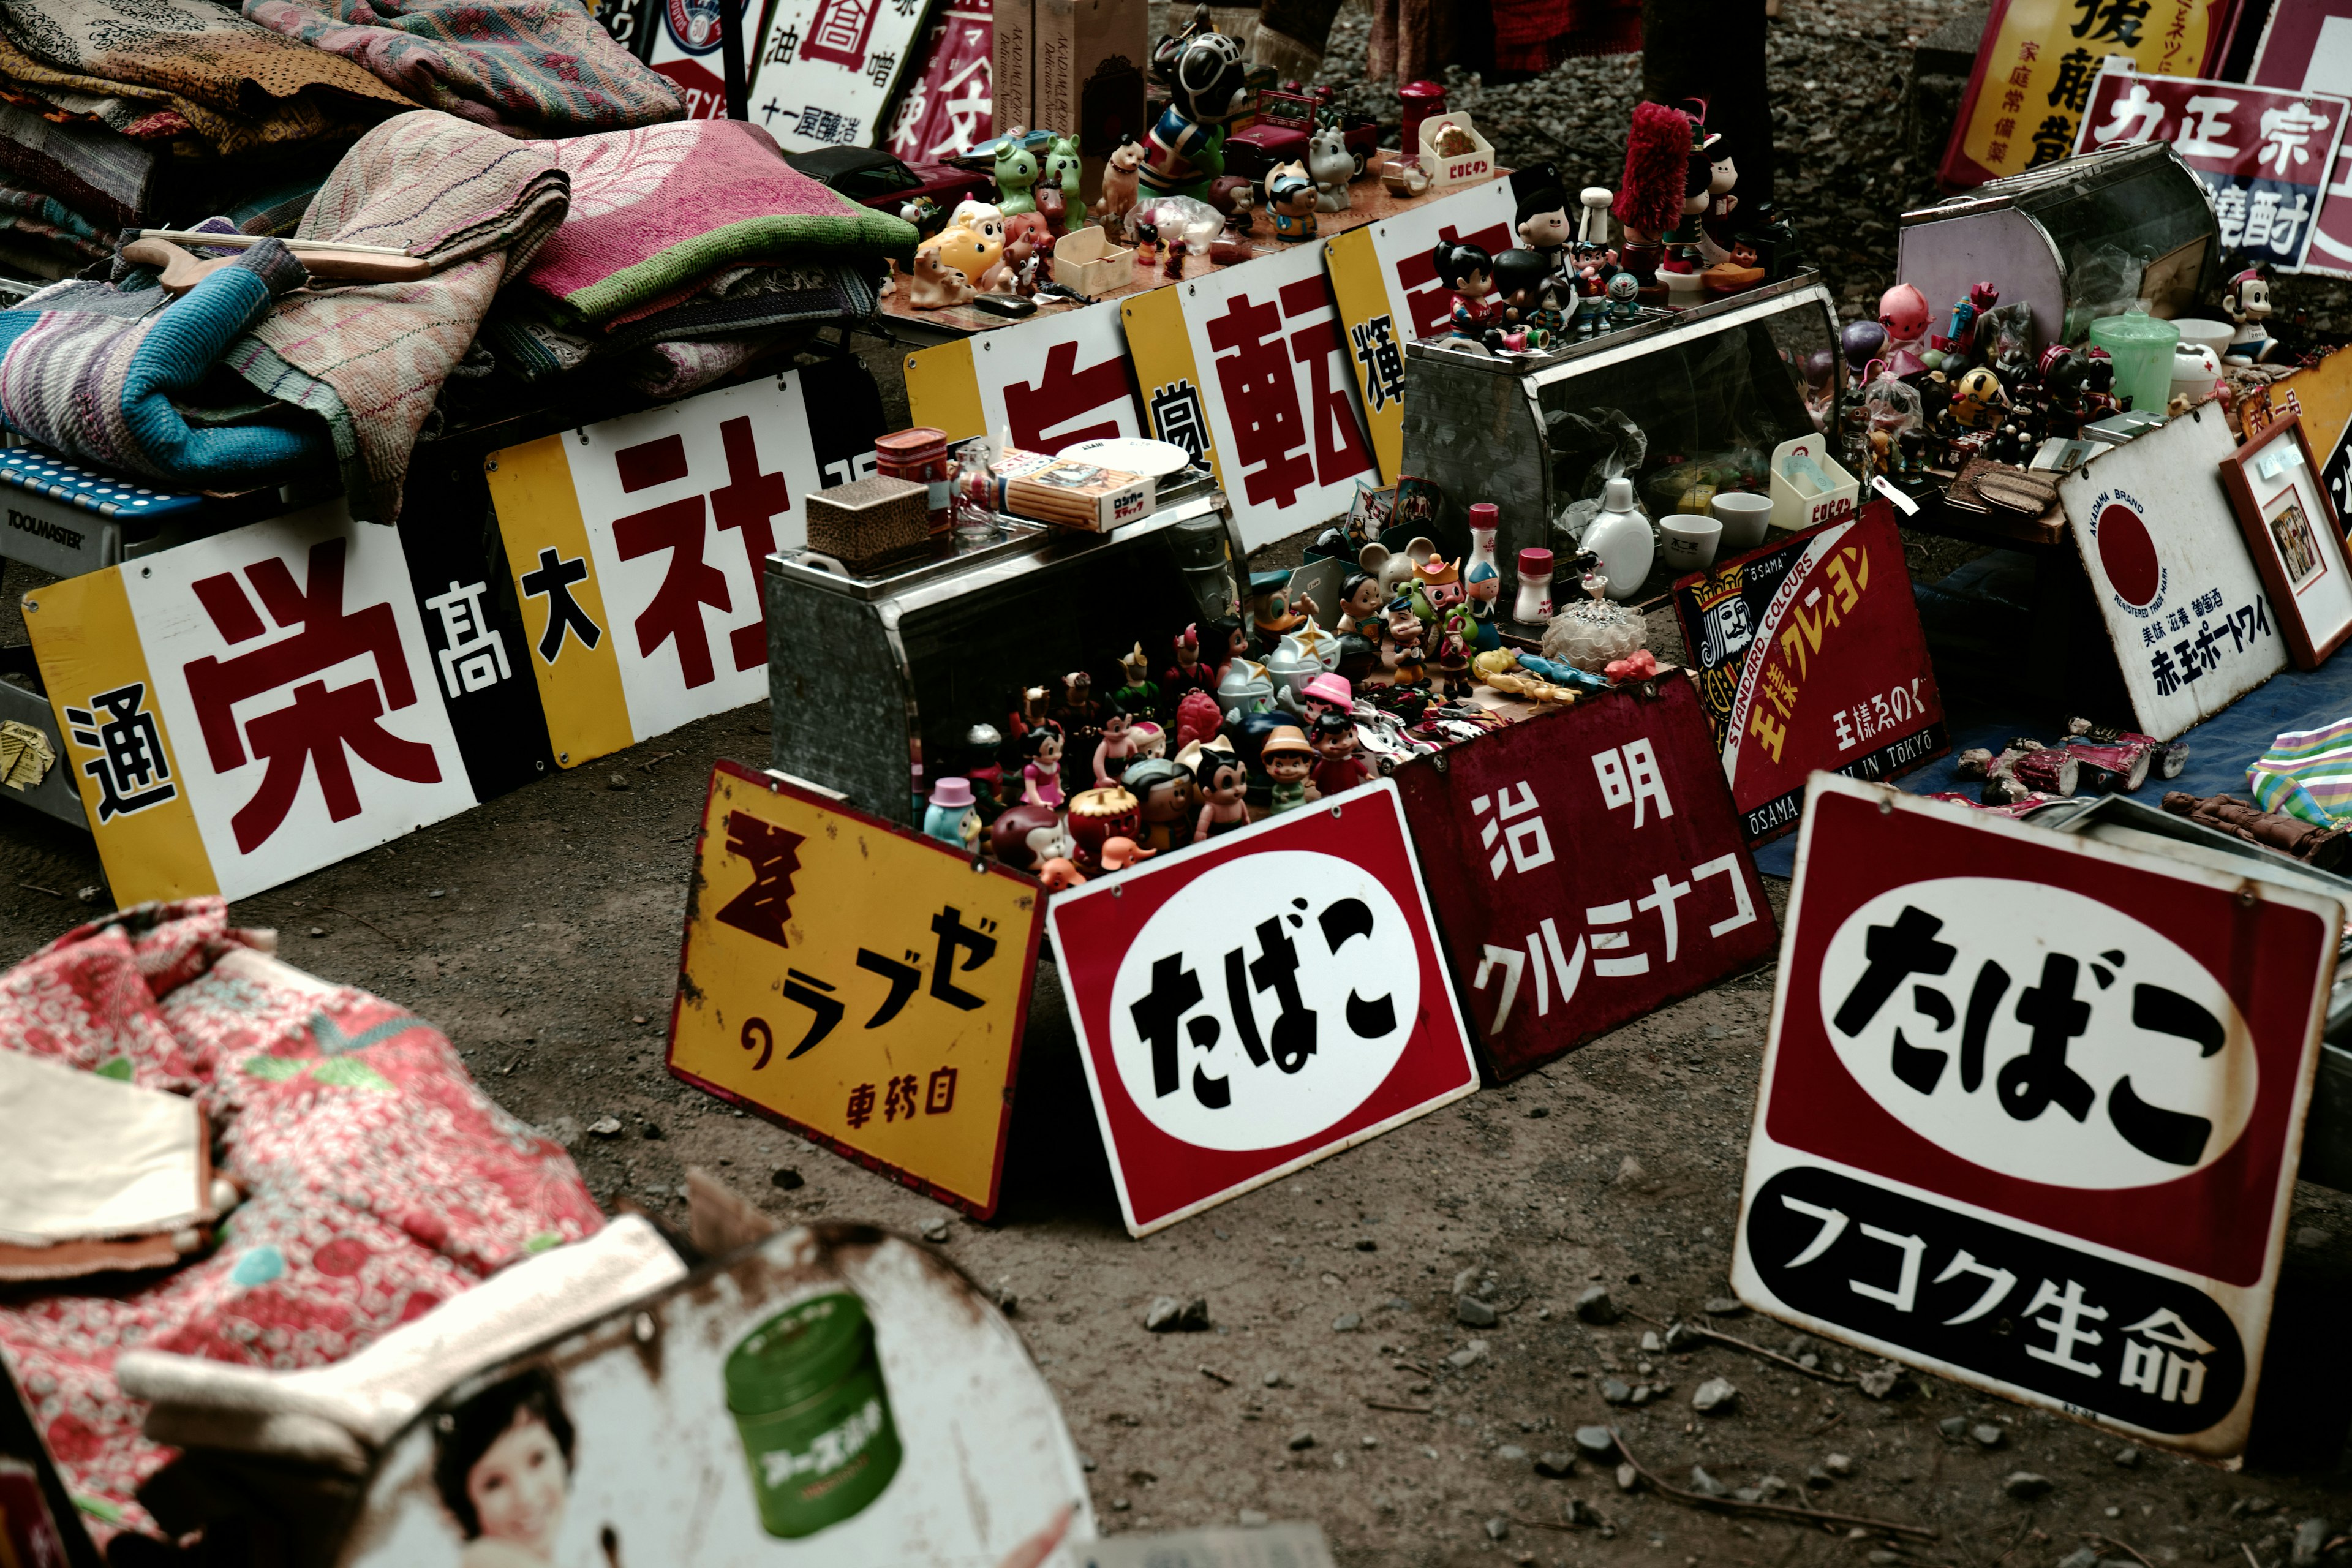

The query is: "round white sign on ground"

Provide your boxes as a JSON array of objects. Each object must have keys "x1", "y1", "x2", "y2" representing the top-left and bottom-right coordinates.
[
  {"x1": 1104, "y1": 850, "x2": 1417, "y2": 1153},
  {"x1": 1815, "y1": 876, "x2": 2256, "y2": 1189}
]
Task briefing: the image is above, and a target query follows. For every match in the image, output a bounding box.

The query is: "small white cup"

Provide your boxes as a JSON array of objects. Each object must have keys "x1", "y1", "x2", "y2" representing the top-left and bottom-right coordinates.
[
  {"x1": 1711, "y1": 490, "x2": 1773, "y2": 551},
  {"x1": 1661, "y1": 512, "x2": 1722, "y2": 573}
]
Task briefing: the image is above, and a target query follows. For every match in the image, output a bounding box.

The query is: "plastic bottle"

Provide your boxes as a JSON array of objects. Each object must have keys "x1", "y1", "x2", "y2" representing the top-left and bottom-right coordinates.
[
  {"x1": 1580, "y1": 477, "x2": 1654, "y2": 603},
  {"x1": 1513, "y1": 547, "x2": 1555, "y2": 622}
]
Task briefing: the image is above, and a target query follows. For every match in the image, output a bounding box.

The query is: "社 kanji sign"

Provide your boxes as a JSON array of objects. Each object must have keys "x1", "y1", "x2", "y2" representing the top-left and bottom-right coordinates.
[
  {"x1": 1047, "y1": 779, "x2": 1477, "y2": 1236},
  {"x1": 1734, "y1": 776, "x2": 2340, "y2": 1460},
  {"x1": 670, "y1": 760, "x2": 1047, "y2": 1218}
]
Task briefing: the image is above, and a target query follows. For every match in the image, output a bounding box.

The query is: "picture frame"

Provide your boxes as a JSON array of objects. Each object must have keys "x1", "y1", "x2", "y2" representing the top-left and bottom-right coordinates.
[{"x1": 2220, "y1": 412, "x2": 2352, "y2": 670}]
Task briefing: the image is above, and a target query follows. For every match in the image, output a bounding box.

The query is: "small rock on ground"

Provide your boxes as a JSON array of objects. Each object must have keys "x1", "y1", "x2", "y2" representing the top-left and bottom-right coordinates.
[
  {"x1": 919, "y1": 1216, "x2": 950, "y2": 1242},
  {"x1": 2291, "y1": 1518, "x2": 2329, "y2": 1568},
  {"x1": 1575, "y1": 1285, "x2": 1619, "y2": 1324},
  {"x1": 1457, "y1": 1294, "x2": 1499, "y2": 1327},
  {"x1": 1971, "y1": 1423, "x2": 2005, "y2": 1449},
  {"x1": 1824, "y1": 1453, "x2": 1855, "y2": 1477},
  {"x1": 1332, "y1": 1312, "x2": 1362, "y2": 1332},
  {"x1": 1703, "y1": 1297, "x2": 1745, "y2": 1316},
  {"x1": 1287, "y1": 1429, "x2": 1315, "y2": 1451},
  {"x1": 1574, "y1": 1425, "x2": 1616, "y2": 1457},
  {"x1": 587, "y1": 1115, "x2": 622, "y2": 1137},
  {"x1": 2003, "y1": 1471, "x2": 2054, "y2": 1501},
  {"x1": 1691, "y1": 1376, "x2": 1738, "y2": 1412},
  {"x1": 1485, "y1": 1517, "x2": 1510, "y2": 1542},
  {"x1": 1535, "y1": 1451, "x2": 1575, "y2": 1478},
  {"x1": 1145, "y1": 1295, "x2": 1212, "y2": 1332}
]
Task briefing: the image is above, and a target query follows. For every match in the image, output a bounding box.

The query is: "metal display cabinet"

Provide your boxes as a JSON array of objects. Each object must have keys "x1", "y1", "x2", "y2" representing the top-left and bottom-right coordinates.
[
  {"x1": 1396, "y1": 274, "x2": 1840, "y2": 597},
  {"x1": 766, "y1": 477, "x2": 1244, "y2": 824},
  {"x1": 0, "y1": 648, "x2": 89, "y2": 829},
  {"x1": 1896, "y1": 142, "x2": 2220, "y2": 356}
]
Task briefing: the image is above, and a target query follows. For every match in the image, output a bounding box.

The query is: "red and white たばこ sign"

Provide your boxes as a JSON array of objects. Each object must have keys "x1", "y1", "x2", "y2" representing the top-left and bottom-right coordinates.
[{"x1": 1047, "y1": 779, "x2": 1478, "y2": 1236}]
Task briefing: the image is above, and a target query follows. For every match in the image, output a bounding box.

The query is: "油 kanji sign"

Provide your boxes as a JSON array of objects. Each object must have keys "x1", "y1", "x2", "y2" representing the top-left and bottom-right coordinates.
[
  {"x1": 1047, "y1": 779, "x2": 1477, "y2": 1236},
  {"x1": 1735, "y1": 777, "x2": 2339, "y2": 1460},
  {"x1": 1393, "y1": 678, "x2": 1776, "y2": 1080},
  {"x1": 670, "y1": 760, "x2": 1047, "y2": 1218}
]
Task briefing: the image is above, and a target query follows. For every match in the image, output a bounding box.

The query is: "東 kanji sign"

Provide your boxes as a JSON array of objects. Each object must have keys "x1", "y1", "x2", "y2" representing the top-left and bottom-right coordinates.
[
  {"x1": 1048, "y1": 779, "x2": 1477, "y2": 1236},
  {"x1": 671, "y1": 761, "x2": 1047, "y2": 1218},
  {"x1": 1735, "y1": 777, "x2": 2339, "y2": 1459},
  {"x1": 1393, "y1": 678, "x2": 1776, "y2": 1080}
]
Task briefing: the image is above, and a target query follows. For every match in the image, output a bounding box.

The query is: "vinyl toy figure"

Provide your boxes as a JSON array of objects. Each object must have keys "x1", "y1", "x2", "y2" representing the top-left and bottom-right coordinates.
[
  {"x1": 1311, "y1": 713, "x2": 1369, "y2": 797},
  {"x1": 1140, "y1": 6, "x2": 1251, "y2": 202},
  {"x1": 1433, "y1": 239, "x2": 1505, "y2": 347},
  {"x1": 1020, "y1": 727, "x2": 1066, "y2": 808},
  {"x1": 1260, "y1": 725, "x2": 1316, "y2": 812}
]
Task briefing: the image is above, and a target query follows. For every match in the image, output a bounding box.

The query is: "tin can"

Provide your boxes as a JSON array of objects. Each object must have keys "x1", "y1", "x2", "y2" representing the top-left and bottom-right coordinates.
[
  {"x1": 875, "y1": 426, "x2": 952, "y2": 538},
  {"x1": 726, "y1": 1291, "x2": 902, "y2": 1538}
]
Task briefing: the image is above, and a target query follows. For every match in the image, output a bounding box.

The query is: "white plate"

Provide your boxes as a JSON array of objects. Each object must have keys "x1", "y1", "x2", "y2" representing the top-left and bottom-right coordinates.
[{"x1": 1055, "y1": 437, "x2": 1194, "y2": 478}]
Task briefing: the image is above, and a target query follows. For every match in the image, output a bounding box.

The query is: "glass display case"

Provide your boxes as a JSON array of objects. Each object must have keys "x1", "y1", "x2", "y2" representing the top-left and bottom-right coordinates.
[{"x1": 1396, "y1": 273, "x2": 1841, "y2": 613}]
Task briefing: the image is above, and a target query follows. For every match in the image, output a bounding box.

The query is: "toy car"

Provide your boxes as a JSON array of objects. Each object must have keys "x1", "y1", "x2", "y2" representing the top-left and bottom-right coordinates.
[
  {"x1": 785, "y1": 146, "x2": 992, "y2": 217},
  {"x1": 1221, "y1": 86, "x2": 1379, "y2": 182}
]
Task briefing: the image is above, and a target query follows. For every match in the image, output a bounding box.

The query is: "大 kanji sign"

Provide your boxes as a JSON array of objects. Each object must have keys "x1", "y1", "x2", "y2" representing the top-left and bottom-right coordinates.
[
  {"x1": 1048, "y1": 779, "x2": 1477, "y2": 1236},
  {"x1": 2074, "y1": 64, "x2": 2347, "y2": 271},
  {"x1": 1670, "y1": 502, "x2": 1948, "y2": 846},
  {"x1": 1123, "y1": 244, "x2": 1380, "y2": 551},
  {"x1": 487, "y1": 360, "x2": 886, "y2": 774},
  {"x1": 1393, "y1": 678, "x2": 1776, "y2": 1080},
  {"x1": 1322, "y1": 178, "x2": 1516, "y2": 480},
  {"x1": 904, "y1": 297, "x2": 1144, "y2": 450},
  {"x1": 1735, "y1": 777, "x2": 2339, "y2": 1460},
  {"x1": 671, "y1": 761, "x2": 1047, "y2": 1218}
]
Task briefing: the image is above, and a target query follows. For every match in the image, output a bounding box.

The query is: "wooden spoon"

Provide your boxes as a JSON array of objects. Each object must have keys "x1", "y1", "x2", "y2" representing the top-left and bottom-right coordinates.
[{"x1": 121, "y1": 237, "x2": 432, "y2": 295}]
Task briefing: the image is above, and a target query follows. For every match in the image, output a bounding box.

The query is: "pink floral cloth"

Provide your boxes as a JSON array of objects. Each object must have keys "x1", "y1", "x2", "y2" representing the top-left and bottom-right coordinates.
[{"x1": 0, "y1": 899, "x2": 601, "y2": 1545}]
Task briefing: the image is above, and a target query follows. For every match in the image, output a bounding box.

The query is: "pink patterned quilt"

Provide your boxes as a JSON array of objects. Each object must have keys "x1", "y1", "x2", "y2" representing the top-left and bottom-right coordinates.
[{"x1": 0, "y1": 899, "x2": 602, "y2": 1546}]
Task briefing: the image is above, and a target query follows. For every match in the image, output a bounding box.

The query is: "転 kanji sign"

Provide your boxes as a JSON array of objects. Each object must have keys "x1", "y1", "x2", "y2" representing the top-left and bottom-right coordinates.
[
  {"x1": 1670, "y1": 501, "x2": 1948, "y2": 846},
  {"x1": 671, "y1": 760, "x2": 1047, "y2": 1218},
  {"x1": 1048, "y1": 779, "x2": 1477, "y2": 1236},
  {"x1": 487, "y1": 359, "x2": 885, "y2": 774},
  {"x1": 2056, "y1": 402, "x2": 2286, "y2": 741},
  {"x1": 1393, "y1": 677, "x2": 1776, "y2": 1080},
  {"x1": 1322, "y1": 177, "x2": 1516, "y2": 481},
  {"x1": 1735, "y1": 776, "x2": 2340, "y2": 1460},
  {"x1": 2073, "y1": 64, "x2": 2346, "y2": 272},
  {"x1": 747, "y1": 0, "x2": 933, "y2": 153},
  {"x1": 904, "y1": 298, "x2": 1145, "y2": 451},
  {"x1": 1123, "y1": 243, "x2": 1380, "y2": 552}
]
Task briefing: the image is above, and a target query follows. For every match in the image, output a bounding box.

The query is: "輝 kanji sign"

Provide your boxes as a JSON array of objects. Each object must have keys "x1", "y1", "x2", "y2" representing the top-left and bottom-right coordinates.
[
  {"x1": 1047, "y1": 779, "x2": 1477, "y2": 1236},
  {"x1": 1322, "y1": 177, "x2": 1516, "y2": 481},
  {"x1": 904, "y1": 297, "x2": 1144, "y2": 451},
  {"x1": 2073, "y1": 64, "x2": 2347, "y2": 272},
  {"x1": 1392, "y1": 678, "x2": 1777, "y2": 1080},
  {"x1": 488, "y1": 358, "x2": 886, "y2": 775},
  {"x1": 1123, "y1": 243, "x2": 1380, "y2": 552},
  {"x1": 1735, "y1": 776, "x2": 2340, "y2": 1459},
  {"x1": 670, "y1": 760, "x2": 1047, "y2": 1218},
  {"x1": 1670, "y1": 500, "x2": 1948, "y2": 846}
]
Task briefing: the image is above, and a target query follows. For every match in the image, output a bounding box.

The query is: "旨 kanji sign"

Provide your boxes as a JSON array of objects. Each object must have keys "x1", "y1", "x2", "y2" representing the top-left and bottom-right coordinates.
[
  {"x1": 1735, "y1": 777, "x2": 2340, "y2": 1460},
  {"x1": 487, "y1": 358, "x2": 885, "y2": 776},
  {"x1": 748, "y1": 0, "x2": 935, "y2": 152},
  {"x1": 27, "y1": 499, "x2": 535, "y2": 903},
  {"x1": 1392, "y1": 677, "x2": 1777, "y2": 1080},
  {"x1": 1047, "y1": 779, "x2": 1477, "y2": 1236},
  {"x1": 671, "y1": 761, "x2": 1047, "y2": 1218},
  {"x1": 1322, "y1": 177, "x2": 1517, "y2": 481},
  {"x1": 2074, "y1": 64, "x2": 2347, "y2": 272},
  {"x1": 904, "y1": 297, "x2": 1144, "y2": 451},
  {"x1": 1670, "y1": 502, "x2": 1948, "y2": 848},
  {"x1": 1123, "y1": 241, "x2": 1380, "y2": 552}
]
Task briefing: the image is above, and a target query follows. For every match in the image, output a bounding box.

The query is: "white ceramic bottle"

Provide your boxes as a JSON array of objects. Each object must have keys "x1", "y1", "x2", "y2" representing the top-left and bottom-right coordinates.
[{"x1": 1581, "y1": 477, "x2": 1653, "y2": 603}]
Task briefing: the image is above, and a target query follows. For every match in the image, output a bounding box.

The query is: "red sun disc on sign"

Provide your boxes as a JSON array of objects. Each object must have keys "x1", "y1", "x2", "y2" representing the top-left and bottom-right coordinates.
[{"x1": 2097, "y1": 503, "x2": 2162, "y2": 606}]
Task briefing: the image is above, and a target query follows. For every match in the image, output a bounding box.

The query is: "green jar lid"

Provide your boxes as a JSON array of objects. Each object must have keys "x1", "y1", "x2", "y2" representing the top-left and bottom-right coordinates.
[{"x1": 726, "y1": 1292, "x2": 875, "y2": 1415}]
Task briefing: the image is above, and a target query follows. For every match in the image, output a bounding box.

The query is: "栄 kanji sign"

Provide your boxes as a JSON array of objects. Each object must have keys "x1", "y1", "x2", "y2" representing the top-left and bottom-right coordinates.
[
  {"x1": 1735, "y1": 776, "x2": 2340, "y2": 1460},
  {"x1": 1048, "y1": 779, "x2": 1477, "y2": 1236},
  {"x1": 1393, "y1": 677, "x2": 1776, "y2": 1080},
  {"x1": 670, "y1": 761, "x2": 1047, "y2": 1218}
]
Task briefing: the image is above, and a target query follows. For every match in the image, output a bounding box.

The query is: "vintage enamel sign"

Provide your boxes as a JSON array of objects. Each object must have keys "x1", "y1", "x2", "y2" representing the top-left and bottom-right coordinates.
[
  {"x1": 1735, "y1": 777, "x2": 2339, "y2": 1460},
  {"x1": 903, "y1": 297, "x2": 1144, "y2": 451},
  {"x1": 669, "y1": 761, "x2": 1045, "y2": 1218},
  {"x1": 745, "y1": 0, "x2": 937, "y2": 153},
  {"x1": 1046, "y1": 780, "x2": 1477, "y2": 1236}
]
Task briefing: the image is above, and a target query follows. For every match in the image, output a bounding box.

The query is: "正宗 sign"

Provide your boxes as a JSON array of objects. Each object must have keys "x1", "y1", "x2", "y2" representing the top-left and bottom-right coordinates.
[
  {"x1": 1940, "y1": 0, "x2": 2228, "y2": 190},
  {"x1": 1670, "y1": 502, "x2": 1948, "y2": 847},
  {"x1": 1734, "y1": 776, "x2": 2340, "y2": 1460},
  {"x1": 487, "y1": 359, "x2": 884, "y2": 775},
  {"x1": 1322, "y1": 178, "x2": 1517, "y2": 481},
  {"x1": 903, "y1": 297, "x2": 1144, "y2": 451},
  {"x1": 28, "y1": 500, "x2": 534, "y2": 903},
  {"x1": 1047, "y1": 779, "x2": 1477, "y2": 1236},
  {"x1": 2249, "y1": 0, "x2": 2352, "y2": 279},
  {"x1": 2073, "y1": 64, "x2": 2346, "y2": 272},
  {"x1": 747, "y1": 0, "x2": 935, "y2": 152},
  {"x1": 2058, "y1": 404, "x2": 2286, "y2": 741},
  {"x1": 1392, "y1": 678, "x2": 1776, "y2": 1080},
  {"x1": 1123, "y1": 243, "x2": 1380, "y2": 552},
  {"x1": 670, "y1": 761, "x2": 1046, "y2": 1218}
]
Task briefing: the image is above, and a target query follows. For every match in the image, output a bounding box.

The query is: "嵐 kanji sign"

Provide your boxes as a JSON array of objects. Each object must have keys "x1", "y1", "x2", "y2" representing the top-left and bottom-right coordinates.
[
  {"x1": 487, "y1": 359, "x2": 885, "y2": 774},
  {"x1": 1123, "y1": 243, "x2": 1380, "y2": 551},
  {"x1": 1322, "y1": 178, "x2": 1516, "y2": 480},
  {"x1": 2073, "y1": 64, "x2": 2346, "y2": 272},
  {"x1": 1393, "y1": 678, "x2": 1776, "y2": 1080},
  {"x1": 1670, "y1": 502, "x2": 1948, "y2": 846},
  {"x1": 1047, "y1": 780, "x2": 1477, "y2": 1236},
  {"x1": 671, "y1": 761, "x2": 1046, "y2": 1218},
  {"x1": 904, "y1": 297, "x2": 1143, "y2": 451},
  {"x1": 1735, "y1": 777, "x2": 2340, "y2": 1460}
]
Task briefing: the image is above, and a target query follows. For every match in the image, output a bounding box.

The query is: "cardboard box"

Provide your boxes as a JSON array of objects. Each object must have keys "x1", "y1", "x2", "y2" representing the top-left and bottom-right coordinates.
[
  {"x1": 1032, "y1": 0, "x2": 1147, "y2": 188},
  {"x1": 1418, "y1": 110, "x2": 1494, "y2": 192},
  {"x1": 994, "y1": 448, "x2": 1154, "y2": 531},
  {"x1": 993, "y1": 0, "x2": 1032, "y2": 140},
  {"x1": 1052, "y1": 224, "x2": 1136, "y2": 293}
]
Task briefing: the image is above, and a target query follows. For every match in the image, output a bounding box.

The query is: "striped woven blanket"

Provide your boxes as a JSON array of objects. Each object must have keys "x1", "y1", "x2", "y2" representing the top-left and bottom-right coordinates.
[{"x1": 2248, "y1": 715, "x2": 2352, "y2": 828}]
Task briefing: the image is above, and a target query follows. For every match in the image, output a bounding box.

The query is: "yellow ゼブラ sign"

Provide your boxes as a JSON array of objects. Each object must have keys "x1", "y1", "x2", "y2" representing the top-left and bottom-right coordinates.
[{"x1": 669, "y1": 761, "x2": 1046, "y2": 1217}]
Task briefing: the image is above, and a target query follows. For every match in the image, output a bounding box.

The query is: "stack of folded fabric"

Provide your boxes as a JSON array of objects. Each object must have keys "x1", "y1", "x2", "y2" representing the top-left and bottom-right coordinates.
[
  {"x1": 485, "y1": 118, "x2": 914, "y2": 398},
  {"x1": 0, "y1": 102, "x2": 146, "y2": 276}
]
